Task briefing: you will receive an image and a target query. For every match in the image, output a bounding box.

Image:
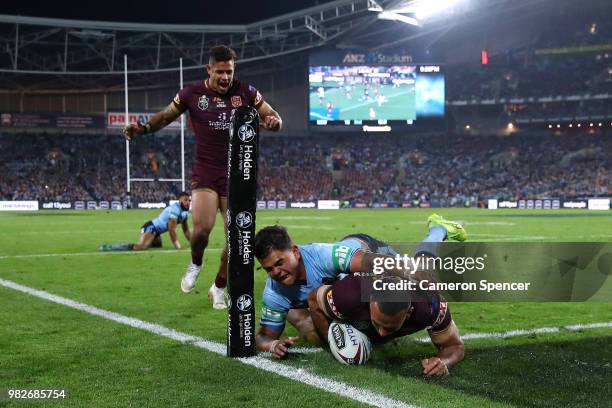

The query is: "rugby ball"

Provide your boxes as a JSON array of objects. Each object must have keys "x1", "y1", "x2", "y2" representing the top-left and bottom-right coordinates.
[{"x1": 327, "y1": 320, "x2": 372, "y2": 365}]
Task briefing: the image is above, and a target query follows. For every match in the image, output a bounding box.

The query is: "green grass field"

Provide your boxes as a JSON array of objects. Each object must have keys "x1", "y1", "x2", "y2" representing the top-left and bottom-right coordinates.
[{"x1": 1, "y1": 208, "x2": 611, "y2": 407}]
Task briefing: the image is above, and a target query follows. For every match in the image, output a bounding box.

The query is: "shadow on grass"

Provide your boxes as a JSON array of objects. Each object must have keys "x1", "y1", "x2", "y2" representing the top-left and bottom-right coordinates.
[{"x1": 370, "y1": 335, "x2": 612, "y2": 408}]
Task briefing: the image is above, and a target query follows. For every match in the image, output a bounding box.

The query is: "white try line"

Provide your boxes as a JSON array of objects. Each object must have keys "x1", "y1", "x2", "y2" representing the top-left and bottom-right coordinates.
[
  {"x1": 0, "y1": 278, "x2": 416, "y2": 408},
  {"x1": 411, "y1": 321, "x2": 612, "y2": 343},
  {"x1": 0, "y1": 249, "x2": 222, "y2": 260}
]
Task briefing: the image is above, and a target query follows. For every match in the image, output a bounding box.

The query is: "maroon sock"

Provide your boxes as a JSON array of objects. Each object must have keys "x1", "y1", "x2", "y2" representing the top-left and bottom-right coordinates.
[
  {"x1": 214, "y1": 274, "x2": 227, "y2": 289},
  {"x1": 192, "y1": 253, "x2": 203, "y2": 266}
]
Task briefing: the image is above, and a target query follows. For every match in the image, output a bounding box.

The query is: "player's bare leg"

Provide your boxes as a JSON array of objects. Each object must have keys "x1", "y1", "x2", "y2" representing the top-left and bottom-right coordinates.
[
  {"x1": 181, "y1": 189, "x2": 218, "y2": 293},
  {"x1": 208, "y1": 197, "x2": 228, "y2": 309},
  {"x1": 132, "y1": 232, "x2": 157, "y2": 251}
]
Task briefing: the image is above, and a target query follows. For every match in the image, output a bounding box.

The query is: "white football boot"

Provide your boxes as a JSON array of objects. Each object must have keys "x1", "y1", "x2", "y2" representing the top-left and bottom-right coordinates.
[
  {"x1": 181, "y1": 262, "x2": 202, "y2": 293},
  {"x1": 208, "y1": 283, "x2": 227, "y2": 309}
]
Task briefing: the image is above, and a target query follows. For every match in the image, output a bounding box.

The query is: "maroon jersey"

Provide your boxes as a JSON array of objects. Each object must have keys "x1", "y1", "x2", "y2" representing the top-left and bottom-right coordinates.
[
  {"x1": 173, "y1": 79, "x2": 263, "y2": 168},
  {"x1": 322, "y1": 275, "x2": 452, "y2": 344}
]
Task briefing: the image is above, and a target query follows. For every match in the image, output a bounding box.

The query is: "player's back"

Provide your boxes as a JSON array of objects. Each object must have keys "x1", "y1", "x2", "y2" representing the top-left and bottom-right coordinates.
[{"x1": 151, "y1": 203, "x2": 187, "y2": 234}]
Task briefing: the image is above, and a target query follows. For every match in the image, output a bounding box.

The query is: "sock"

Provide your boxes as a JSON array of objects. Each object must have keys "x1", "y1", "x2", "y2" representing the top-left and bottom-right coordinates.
[
  {"x1": 192, "y1": 253, "x2": 203, "y2": 266},
  {"x1": 110, "y1": 243, "x2": 133, "y2": 251},
  {"x1": 415, "y1": 226, "x2": 447, "y2": 257},
  {"x1": 214, "y1": 274, "x2": 227, "y2": 290}
]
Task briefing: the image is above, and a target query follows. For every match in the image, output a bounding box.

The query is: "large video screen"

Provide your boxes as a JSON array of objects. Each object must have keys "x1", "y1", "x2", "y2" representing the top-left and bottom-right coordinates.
[{"x1": 308, "y1": 65, "x2": 444, "y2": 125}]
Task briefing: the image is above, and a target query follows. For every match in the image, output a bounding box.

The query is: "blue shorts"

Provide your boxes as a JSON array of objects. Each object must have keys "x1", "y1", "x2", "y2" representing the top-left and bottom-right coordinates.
[{"x1": 141, "y1": 221, "x2": 161, "y2": 236}]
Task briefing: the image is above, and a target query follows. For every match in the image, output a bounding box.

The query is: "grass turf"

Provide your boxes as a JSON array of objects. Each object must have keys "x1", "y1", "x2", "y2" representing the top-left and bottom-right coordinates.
[{"x1": 0, "y1": 208, "x2": 610, "y2": 407}]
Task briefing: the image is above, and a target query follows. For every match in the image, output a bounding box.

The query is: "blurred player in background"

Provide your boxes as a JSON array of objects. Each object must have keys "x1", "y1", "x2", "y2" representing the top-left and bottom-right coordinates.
[
  {"x1": 123, "y1": 45, "x2": 282, "y2": 309},
  {"x1": 253, "y1": 214, "x2": 466, "y2": 359},
  {"x1": 98, "y1": 192, "x2": 191, "y2": 252}
]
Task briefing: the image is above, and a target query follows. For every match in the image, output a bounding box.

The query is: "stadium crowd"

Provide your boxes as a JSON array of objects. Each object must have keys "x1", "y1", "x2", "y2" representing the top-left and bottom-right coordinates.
[{"x1": 1, "y1": 132, "x2": 609, "y2": 206}]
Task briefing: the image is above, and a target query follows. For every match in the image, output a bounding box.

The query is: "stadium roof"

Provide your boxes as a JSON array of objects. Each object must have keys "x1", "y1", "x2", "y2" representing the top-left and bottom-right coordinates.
[{"x1": 0, "y1": 0, "x2": 608, "y2": 90}]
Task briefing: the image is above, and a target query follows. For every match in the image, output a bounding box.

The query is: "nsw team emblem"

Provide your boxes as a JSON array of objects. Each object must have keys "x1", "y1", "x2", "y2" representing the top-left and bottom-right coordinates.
[
  {"x1": 238, "y1": 124, "x2": 255, "y2": 142},
  {"x1": 198, "y1": 95, "x2": 209, "y2": 110},
  {"x1": 231, "y1": 96, "x2": 242, "y2": 107},
  {"x1": 236, "y1": 294, "x2": 253, "y2": 312},
  {"x1": 236, "y1": 211, "x2": 253, "y2": 229}
]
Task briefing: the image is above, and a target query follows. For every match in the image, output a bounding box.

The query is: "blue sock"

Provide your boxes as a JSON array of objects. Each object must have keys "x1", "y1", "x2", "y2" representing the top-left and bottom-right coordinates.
[
  {"x1": 111, "y1": 243, "x2": 133, "y2": 251},
  {"x1": 415, "y1": 226, "x2": 447, "y2": 257}
]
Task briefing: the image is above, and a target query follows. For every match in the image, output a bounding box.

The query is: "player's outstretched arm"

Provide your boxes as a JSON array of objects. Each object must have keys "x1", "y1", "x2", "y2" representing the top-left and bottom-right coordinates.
[
  {"x1": 423, "y1": 321, "x2": 465, "y2": 377},
  {"x1": 167, "y1": 219, "x2": 181, "y2": 249},
  {"x1": 257, "y1": 101, "x2": 282, "y2": 131},
  {"x1": 256, "y1": 326, "x2": 298, "y2": 359},
  {"x1": 123, "y1": 102, "x2": 182, "y2": 140}
]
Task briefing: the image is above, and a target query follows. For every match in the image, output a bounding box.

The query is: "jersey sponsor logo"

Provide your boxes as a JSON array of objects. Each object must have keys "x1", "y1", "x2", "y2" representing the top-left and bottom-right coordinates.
[
  {"x1": 432, "y1": 301, "x2": 448, "y2": 328},
  {"x1": 236, "y1": 294, "x2": 253, "y2": 312},
  {"x1": 213, "y1": 97, "x2": 226, "y2": 108},
  {"x1": 238, "y1": 124, "x2": 255, "y2": 142},
  {"x1": 231, "y1": 96, "x2": 242, "y2": 107},
  {"x1": 236, "y1": 211, "x2": 253, "y2": 229},
  {"x1": 326, "y1": 289, "x2": 344, "y2": 319},
  {"x1": 197, "y1": 95, "x2": 209, "y2": 110},
  {"x1": 332, "y1": 244, "x2": 354, "y2": 272}
]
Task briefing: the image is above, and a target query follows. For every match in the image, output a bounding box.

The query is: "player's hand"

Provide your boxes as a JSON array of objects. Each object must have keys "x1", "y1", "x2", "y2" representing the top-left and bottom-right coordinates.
[
  {"x1": 261, "y1": 115, "x2": 281, "y2": 131},
  {"x1": 421, "y1": 357, "x2": 449, "y2": 377},
  {"x1": 269, "y1": 336, "x2": 299, "y2": 359},
  {"x1": 123, "y1": 124, "x2": 143, "y2": 141},
  {"x1": 173, "y1": 240, "x2": 182, "y2": 250}
]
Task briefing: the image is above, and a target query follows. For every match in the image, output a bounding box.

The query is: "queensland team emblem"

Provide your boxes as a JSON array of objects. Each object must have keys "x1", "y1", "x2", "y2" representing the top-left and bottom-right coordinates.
[
  {"x1": 198, "y1": 95, "x2": 209, "y2": 110},
  {"x1": 238, "y1": 124, "x2": 255, "y2": 142},
  {"x1": 236, "y1": 211, "x2": 253, "y2": 229},
  {"x1": 231, "y1": 96, "x2": 242, "y2": 108},
  {"x1": 236, "y1": 294, "x2": 253, "y2": 312}
]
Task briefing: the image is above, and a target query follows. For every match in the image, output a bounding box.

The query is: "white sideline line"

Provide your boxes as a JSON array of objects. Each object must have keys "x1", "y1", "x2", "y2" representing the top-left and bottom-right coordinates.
[
  {"x1": 0, "y1": 249, "x2": 221, "y2": 260},
  {"x1": 0, "y1": 278, "x2": 416, "y2": 408}
]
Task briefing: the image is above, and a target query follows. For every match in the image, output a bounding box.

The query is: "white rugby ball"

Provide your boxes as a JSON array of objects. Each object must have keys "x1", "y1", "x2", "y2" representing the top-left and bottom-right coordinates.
[{"x1": 327, "y1": 320, "x2": 372, "y2": 365}]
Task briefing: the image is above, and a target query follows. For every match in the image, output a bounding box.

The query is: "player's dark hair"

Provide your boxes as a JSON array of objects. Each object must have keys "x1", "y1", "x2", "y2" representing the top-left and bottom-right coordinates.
[
  {"x1": 370, "y1": 276, "x2": 411, "y2": 315},
  {"x1": 254, "y1": 225, "x2": 292, "y2": 260},
  {"x1": 209, "y1": 45, "x2": 237, "y2": 64},
  {"x1": 178, "y1": 191, "x2": 190, "y2": 199}
]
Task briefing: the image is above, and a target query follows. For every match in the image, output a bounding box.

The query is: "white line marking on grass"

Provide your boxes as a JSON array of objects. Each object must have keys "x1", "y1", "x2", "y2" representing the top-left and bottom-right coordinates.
[
  {"x1": 0, "y1": 249, "x2": 221, "y2": 260},
  {"x1": 412, "y1": 322, "x2": 612, "y2": 343},
  {"x1": 0, "y1": 278, "x2": 416, "y2": 408}
]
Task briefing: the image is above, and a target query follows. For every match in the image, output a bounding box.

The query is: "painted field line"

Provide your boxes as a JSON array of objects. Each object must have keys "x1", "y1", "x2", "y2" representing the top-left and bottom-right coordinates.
[
  {"x1": 0, "y1": 278, "x2": 416, "y2": 408},
  {"x1": 412, "y1": 321, "x2": 612, "y2": 343},
  {"x1": 0, "y1": 248, "x2": 221, "y2": 260}
]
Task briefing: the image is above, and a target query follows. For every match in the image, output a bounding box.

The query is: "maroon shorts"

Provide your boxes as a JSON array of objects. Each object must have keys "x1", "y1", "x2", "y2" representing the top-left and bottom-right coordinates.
[{"x1": 191, "y1": 162, "x2": 227, "y2": 197}]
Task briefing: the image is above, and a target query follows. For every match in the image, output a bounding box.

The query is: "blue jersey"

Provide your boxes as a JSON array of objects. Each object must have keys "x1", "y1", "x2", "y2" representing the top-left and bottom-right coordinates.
[
  {"x1": 151, "y1": 203, "x2": 189, "y2": 234},
  {"x1": 260, "y1": 238, "x2": 365, "y2": 332}
]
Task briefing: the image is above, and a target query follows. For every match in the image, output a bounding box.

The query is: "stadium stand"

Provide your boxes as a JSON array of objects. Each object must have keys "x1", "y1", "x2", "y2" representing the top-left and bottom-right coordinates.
[{"x1": 1, "y1": 132, "x2": 608, "y2": 206}]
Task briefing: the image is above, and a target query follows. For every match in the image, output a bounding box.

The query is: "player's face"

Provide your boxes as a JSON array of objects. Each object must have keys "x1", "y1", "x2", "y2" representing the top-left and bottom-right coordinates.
[
  {"x1": 259, "y1": 245, "x2": 301, "y2": 286},
  {"x1": 179, "y1": 195, "x2": 191, "y2": 210},
  {"x1": 369, "y1": 302, "x2": 409, "y2": 337},
  {"x1": 206, "y1": 60, "x2": 235, "y2": 94}
]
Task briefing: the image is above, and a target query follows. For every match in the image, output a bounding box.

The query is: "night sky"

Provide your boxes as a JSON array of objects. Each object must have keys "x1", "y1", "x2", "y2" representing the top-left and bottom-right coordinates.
[{"x1": 0, "y1": 0, "x2": 335, "y2": 24}]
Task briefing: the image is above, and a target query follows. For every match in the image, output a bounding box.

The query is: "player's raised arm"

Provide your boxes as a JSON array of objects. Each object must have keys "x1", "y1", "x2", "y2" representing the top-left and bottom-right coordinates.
[
  {"x1": 123, "y1": 101, "x2": 183, "y2": 140},
  {"x1": 257, "y1": 101, "x2": 282, "y2": 131}
]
